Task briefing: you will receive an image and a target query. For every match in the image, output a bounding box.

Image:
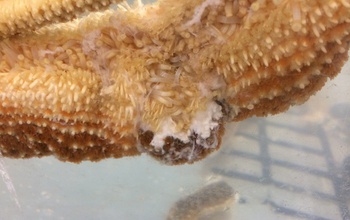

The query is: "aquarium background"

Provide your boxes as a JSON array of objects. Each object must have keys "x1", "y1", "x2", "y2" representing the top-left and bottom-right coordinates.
[{"x1": 1, "y1": 1, "x2": 350, "y2": 219}]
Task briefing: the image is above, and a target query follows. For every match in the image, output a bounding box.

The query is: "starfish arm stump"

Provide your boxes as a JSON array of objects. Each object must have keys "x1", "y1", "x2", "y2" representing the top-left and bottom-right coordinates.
[{"x1": 0, "y1": 0, "x2": 349, "y2": 164}]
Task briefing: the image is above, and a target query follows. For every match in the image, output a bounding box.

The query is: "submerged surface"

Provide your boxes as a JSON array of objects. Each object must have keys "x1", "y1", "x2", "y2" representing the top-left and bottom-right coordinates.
[{"x1": 0, "y1": 59, "x2": 349, "y2": 219}]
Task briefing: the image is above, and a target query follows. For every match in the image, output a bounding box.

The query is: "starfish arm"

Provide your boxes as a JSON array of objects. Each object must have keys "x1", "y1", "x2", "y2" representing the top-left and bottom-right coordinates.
[
  {"x1": 133, "y1": 0, "x2": 350, "y2": 163},
  {"x1": 0, "y1": 12, "x2": 142, "y2": 162},
  {"x1": 0, "y1": 0, "x2": 122, "y2": 39},
  {"x1": 213, "y1": 0, "x2": 350, "y2": 120}
]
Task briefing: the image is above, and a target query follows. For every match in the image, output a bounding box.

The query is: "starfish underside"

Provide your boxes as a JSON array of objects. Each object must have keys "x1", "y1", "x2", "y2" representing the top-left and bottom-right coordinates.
[{"x1": 0, "y1": 0, "x2": 349, "y2": 165}]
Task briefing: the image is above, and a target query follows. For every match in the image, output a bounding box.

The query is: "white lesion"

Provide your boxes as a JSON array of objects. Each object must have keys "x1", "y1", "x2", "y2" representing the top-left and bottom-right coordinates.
[
  {"x1": 190, "y1": 102, "x2": 223, "y2": 141},
  {"x1": 150, "y1": 117, "x2": 190, "y2": 150},
  {"x1": 183, "y1": 0, "x2": 223, "y2": 27},
  {"x1": 150, "y1": 101, "x2": 224, "y2": 150}
]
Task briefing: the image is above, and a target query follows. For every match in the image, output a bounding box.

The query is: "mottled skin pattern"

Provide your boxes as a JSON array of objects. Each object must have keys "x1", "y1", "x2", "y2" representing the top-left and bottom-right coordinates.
[
  {"x1": 167, "y1": 181, "x2": 236, "y2": 220},
  {"x1": 0, "y1": 0, "x2": 349, "y2": 165}
]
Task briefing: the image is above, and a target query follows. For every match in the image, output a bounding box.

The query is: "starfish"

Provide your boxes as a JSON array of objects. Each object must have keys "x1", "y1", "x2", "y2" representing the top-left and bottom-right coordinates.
[
  {"x1": 0, "y1": 0, "x2": 349, "y2": 165},
  {"x1": 0, "y1": 0, "x2": 122, "y2": 39}
]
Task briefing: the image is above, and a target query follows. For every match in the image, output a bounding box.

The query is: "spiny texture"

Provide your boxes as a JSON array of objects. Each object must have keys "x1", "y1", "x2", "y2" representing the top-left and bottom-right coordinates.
[
  {"x1": 0, "y1": 0, "x2": 349, "y2": 165},
  {"x1": 0, "y1": 0, "x2": 121, "y2": 39}
]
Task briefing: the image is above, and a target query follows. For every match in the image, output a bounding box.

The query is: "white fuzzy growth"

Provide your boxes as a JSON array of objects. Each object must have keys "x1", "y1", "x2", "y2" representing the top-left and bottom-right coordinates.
[
  {"x1": 38, "y1": 47, "x2": 64, "y2": 58},
  {"x1": 82, "y1": 30, "x2": 101, "y2": 54},
  {"x1": 184, "y1": 0, "x2": 222, "y2": 27},
  {"x1": 150, "y1": 118, "x2": 190, "y2": 150},
  {"x1": 150, "y1": 102, "x2": 223, "y2": 149},
  {"x1": 190, "y1": 102, "x2": 222, "y2": 139},
  {"x1": 198, "y1": 75, "x2": 226, "y2": 97}
]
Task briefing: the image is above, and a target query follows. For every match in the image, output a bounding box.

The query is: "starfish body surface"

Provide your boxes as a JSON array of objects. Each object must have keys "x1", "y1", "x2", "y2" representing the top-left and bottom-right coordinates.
[{"x1": 0, "y1": 0, "x2": 349, "y2": 164}]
